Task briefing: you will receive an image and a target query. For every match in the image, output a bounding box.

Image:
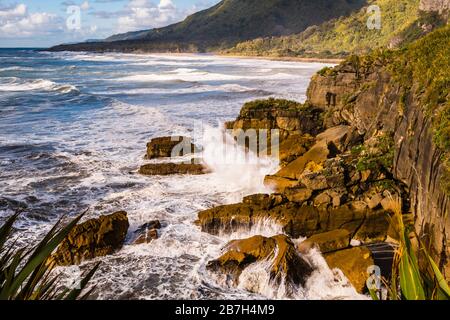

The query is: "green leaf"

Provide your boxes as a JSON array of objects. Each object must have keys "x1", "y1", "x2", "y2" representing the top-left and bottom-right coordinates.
[
  {"x1": 4, "y1": 213, "x2": 84, "y2": 298},
  {"x1": 64, "y1": 262, "x2": 100, "y2": 301},
  {"x1": 399, "y1": 230, "x2": 426, "y2": 300},
  {"x1": 428, "y1": 255, "x2": 450, "y2": 298}
]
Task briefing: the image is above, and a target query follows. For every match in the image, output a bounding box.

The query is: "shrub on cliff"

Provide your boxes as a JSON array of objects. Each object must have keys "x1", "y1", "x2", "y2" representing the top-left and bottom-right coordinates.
[
  {"x1": 240, "y1": 98, "x2": 310, "y2": 115},
  {"x1": 389, "y1": 25, "x2": 450, "y2": 193}
]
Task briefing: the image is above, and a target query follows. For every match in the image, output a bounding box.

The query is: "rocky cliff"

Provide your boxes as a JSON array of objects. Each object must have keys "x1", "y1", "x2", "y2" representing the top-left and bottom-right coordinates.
[
  {"x1": 307, "y1": 26, "x2": 450, "y2": 277},
  {"x1": 199, "y1": 26, "x2": 449, "y2": 290}
]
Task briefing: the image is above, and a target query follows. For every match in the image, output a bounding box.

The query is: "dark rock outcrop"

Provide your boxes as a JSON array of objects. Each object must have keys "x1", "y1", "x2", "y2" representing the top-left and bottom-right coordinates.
[
  {"x1": 133, "y1": 220, "x2": 161, "y2": 245},
  {"x1": 196, "y1": 200, "x2": 391, "y2": 244},
  {"x1": 145, "y1": 136, "x2": 197, "y2": 159},
  {"x1": 52, "y1": 211, "x2": 129, "y2": 266},
  {"x1": 139, "y1": 162, "x2": 208, "y2": 176}
]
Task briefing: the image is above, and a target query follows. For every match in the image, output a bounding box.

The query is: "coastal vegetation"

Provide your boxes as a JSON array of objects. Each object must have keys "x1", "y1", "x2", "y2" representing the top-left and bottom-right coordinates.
[
  {"x1": 226, "y1": 0, "x2": 446, "y2": 58},
  {"x1": 0, "y1": 213, "x2": 98, "y2": 300},
  {"x1": 371, "y1": 196, "x2": 450, "y2": 300}
]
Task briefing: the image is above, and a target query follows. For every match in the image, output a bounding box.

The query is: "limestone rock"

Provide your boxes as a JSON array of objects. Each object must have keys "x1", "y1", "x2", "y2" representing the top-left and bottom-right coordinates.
[
  {"x1": 298, "y1": 229, "x2": 351, "y2": 254},
  {"x1": 52, "y1": 211, "x2": 129, "y2": 266},
  {"x1": 145, "y1": 136, "x2": 198, "y2": 159},
  {"x1": 196, "y1": 201, "x2": 389, "y2": 241},
  {"x1": 366, "y1": 193, "x2": 383, "y2": 209},
  {"x1": 139, "y1": 162, "x2": 208, "y2": 176},
  {"x1": 133, "y1": 220, "x2": 161, "y2": 245},
  {"x1": 284, "y1": 187, "x2": 313, "y2": 203},
  {"x1": 324, "y1": 246, "x2": 374, "y2": 293}
]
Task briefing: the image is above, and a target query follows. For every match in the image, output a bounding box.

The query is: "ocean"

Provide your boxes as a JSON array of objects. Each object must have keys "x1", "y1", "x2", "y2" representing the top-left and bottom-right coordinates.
[{"x1": 0, "y1": 49, "x2": 364, "y2": 300}]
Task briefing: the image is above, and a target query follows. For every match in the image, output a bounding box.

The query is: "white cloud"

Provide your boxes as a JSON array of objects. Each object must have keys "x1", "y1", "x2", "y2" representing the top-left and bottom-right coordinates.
[
  {"x1": 116, "y1": 0, "x2": 181, "y2": 33},
  {"x1": 0, "y1": 3, "x2": 27, "y2": 18},
  {"x1": 0, "y1": 4, "x2": 63, "y2": 38}
]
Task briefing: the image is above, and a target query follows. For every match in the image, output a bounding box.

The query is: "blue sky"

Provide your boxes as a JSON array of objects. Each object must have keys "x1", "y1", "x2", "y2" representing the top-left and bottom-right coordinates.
[{"x1": 0, "y1": 0, "x2": 220, "y2": 47}]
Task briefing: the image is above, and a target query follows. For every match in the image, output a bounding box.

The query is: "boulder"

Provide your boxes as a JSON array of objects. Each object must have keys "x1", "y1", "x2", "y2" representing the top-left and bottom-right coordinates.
[
  {"x1": 133, "y1": 220, "x2": 162, "y2": 245},
  {"x1": 298, "y1": 229, "x2": 351, "y2": 254},
  {"x1": 277, "y1": 134, "x2": 314, "y2": 164},
  {"x1": 274, "y1": 140, "x2": 330, "y2": 181},
  {"x1": 145, "y1": 136, "x2": 197, "y2": 159},
  {"x1": 139, "y1": 162, "x2": 208, "y2": 176},
  {"x1": 284, "y1": 187, "x2": 313, "y2": 204},
  {"x1": 207, "y1": 235, "x2": 313, "y2": 291},
  {"x1": 324, "y1": 246, "x2": 374, "y2": 293},
  {"x1": 52, "y1": 211, "x2": 129, "y2": 266}
]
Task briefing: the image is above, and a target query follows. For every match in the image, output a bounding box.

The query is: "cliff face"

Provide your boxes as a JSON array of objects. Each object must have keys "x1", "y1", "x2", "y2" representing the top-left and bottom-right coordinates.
[{"x1": 307, "y1": 29, "x2": 450, "y2": 277}]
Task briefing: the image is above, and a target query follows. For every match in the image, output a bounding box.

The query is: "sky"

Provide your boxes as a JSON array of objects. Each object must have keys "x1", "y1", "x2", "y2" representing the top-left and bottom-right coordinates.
[{"x1": 0, "y1": 0, "x2": 220, "y2": 47}]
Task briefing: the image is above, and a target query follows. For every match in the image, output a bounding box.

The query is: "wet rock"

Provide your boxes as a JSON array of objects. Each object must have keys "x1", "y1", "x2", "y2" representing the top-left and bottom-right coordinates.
[
  {"x1": 298, "y1": 229, "x2": 351, "y2": 254},
  {"x1": 145, "y1": 136, "x2": 198, "y2": 159},
  {"x1": 52, "y1": 211, "x2": 129, "y2": 266},
  {"x1": 197, "y1": 200, "x2": 390, "y2": 241},
  {"x1": 324, "y1": 246, "x2": 374, "y2": 293},
  {"x1": 226, "y1": 98, "x2": 324, "y2": 142},
  {"x1": 133, "y1": 220, "x2": 161, "y2": 245},
  {"x1": 207, "y1": 235, "x2": 313, "y2": 291},
  {"x1": 139, "y1": 162, "x2": 208, "y2": 176}
]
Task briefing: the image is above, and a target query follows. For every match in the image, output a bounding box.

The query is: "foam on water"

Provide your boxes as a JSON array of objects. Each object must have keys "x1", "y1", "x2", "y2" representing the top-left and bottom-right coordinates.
[{"x1": 0, "y1": 77, "x2": 78, "y2": 93}]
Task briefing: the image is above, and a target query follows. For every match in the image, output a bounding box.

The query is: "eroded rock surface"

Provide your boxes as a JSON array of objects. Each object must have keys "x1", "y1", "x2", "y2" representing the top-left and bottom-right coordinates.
[{"x1": 52, "y1": 211, "x2": 129, "y2": 266}]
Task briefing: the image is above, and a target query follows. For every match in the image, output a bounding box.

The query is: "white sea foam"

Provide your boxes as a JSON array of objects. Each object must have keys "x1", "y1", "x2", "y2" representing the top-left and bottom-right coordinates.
[
  {"x1": 0, "y1": 78, "x2": 78, "y2": 93},
  {"x1": 116, "y1": 71, "x2": 294, "y2": 83}
]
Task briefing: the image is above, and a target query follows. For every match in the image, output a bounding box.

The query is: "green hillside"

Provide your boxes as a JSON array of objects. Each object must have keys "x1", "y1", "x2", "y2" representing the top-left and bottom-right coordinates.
[
  {"x1": 50, "y1": 0, "x2": 367, "y2": 52},
  {"x1": 226, "y1": 0, "x2": 447, "y2": 58}
]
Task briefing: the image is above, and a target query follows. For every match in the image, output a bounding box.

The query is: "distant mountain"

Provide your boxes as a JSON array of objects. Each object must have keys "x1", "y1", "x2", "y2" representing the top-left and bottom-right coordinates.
[
  {"x1": 226, "y1": 0, "x2": 449, "y2": 58},
  {"x1": 49, "y1": 0, "x2": 368, "y2": 52}
]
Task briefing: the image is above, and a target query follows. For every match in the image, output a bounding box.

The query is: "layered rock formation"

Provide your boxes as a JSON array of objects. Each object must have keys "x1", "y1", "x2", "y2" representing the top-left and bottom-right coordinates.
[
  {"x1": 139, "y1": 162, "x2": 208, "y2": 176},
  {"x1": 145, "y1": 136, "x2": 197, "y2": 160},
  {"x1": 306, "y1": 31, "x2": 450, "y2": 277},
  {"x1": 52, "y1": 211, "x2": 129, "y2": 266},
  {"x1": 140, "y1": 136, "x2": 208, "y2": 176}
]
